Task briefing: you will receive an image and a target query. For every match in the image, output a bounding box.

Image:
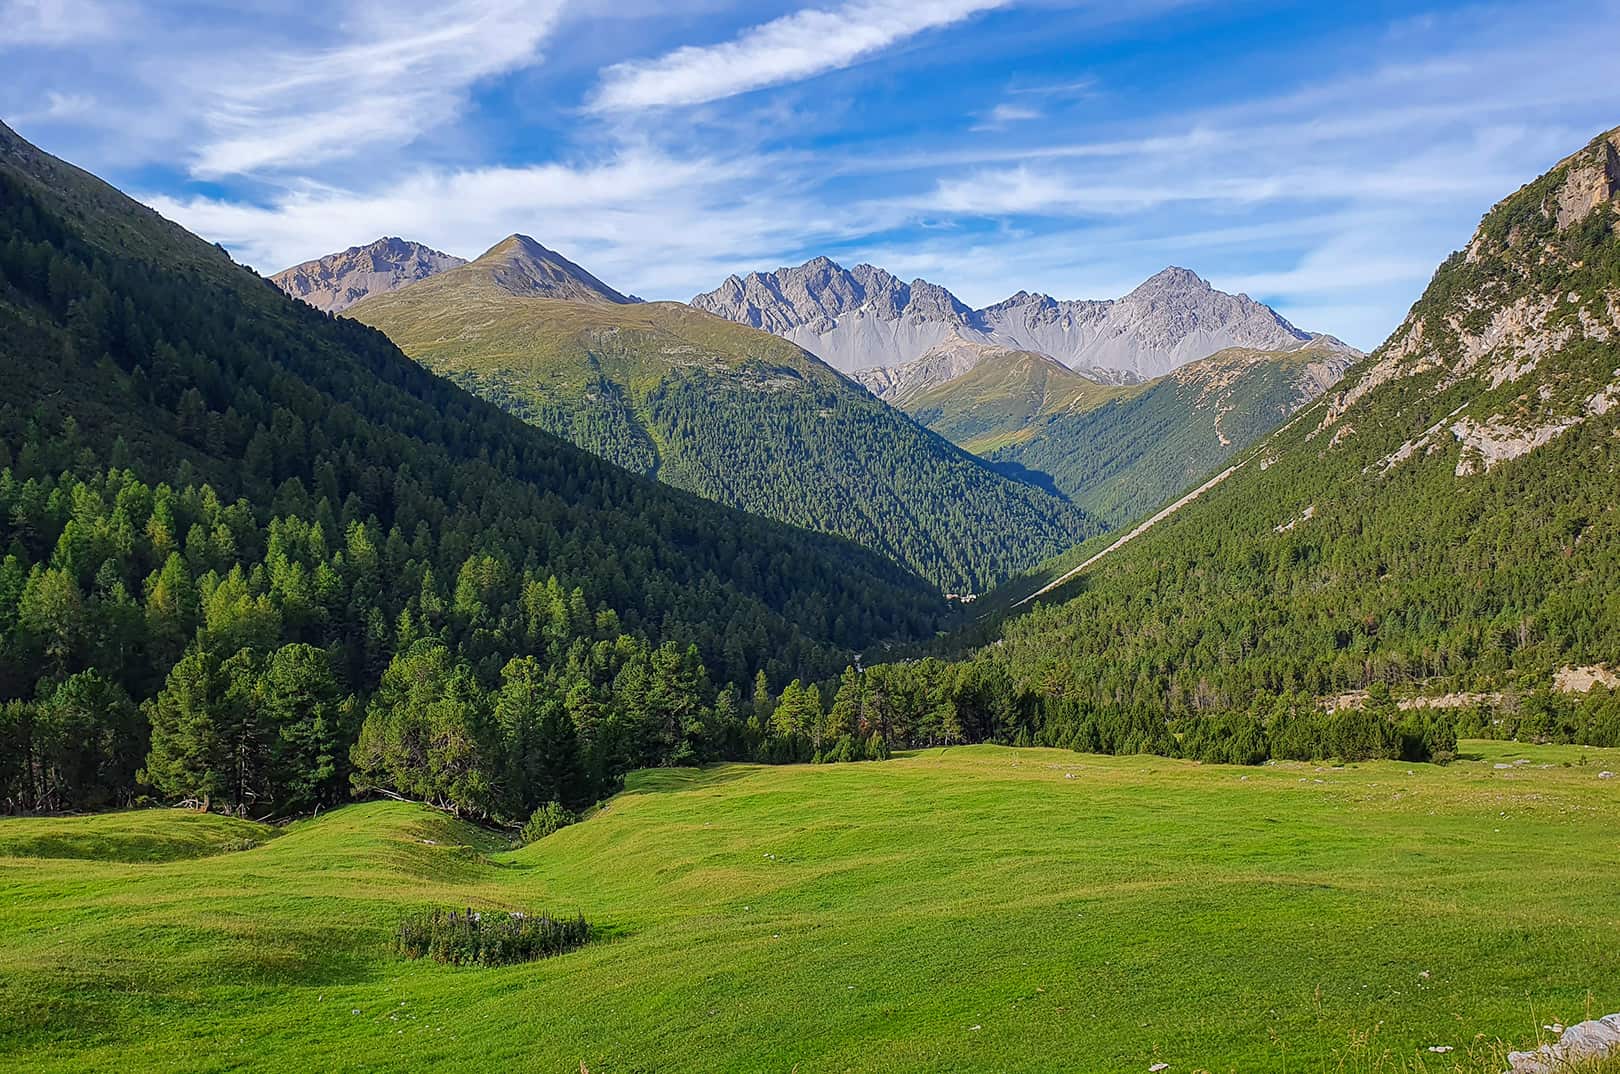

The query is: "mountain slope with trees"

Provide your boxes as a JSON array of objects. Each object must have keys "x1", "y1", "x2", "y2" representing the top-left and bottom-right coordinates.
[
  {"x1": 0, "y1": 121, "x2": 952, "y2": 818},
  {"x1": 349, "y1": 240, "x2": 1100, "y2": 592},
  {"x1": 889, "y1": 337, "x2": 1353, "y2": 525},
  {"x1": 882, "y1": 125, "x2": 1620, "y2": 758},
  {"x1": 740, "y1": 125, "x2": 1620, "y2": 769}
]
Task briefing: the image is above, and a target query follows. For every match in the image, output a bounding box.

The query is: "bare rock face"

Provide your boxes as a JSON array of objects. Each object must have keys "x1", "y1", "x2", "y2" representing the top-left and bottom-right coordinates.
[
  {"x1": 1554, "y1": 131, "x2": 1620, "y2": 230},
  {"x1": 1320, "y1": 125, "x2": 1620, "y2": 481},
  {"x1": 694, "y1": 260, "x2": 1323, "y2": 380},
  {"x1": 694, "y1": 258, "x2": 977, "y2": 371},
  {"x1": 270, "y1": 237, "x2": 466, "y2": 312}
]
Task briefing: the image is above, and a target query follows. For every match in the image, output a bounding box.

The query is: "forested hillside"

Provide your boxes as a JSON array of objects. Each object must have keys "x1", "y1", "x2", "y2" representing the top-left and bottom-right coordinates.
[
  {"x1": 349, "y1": 245, "x2": 1098, "y2": 592},
  {"x1": 909, "y1": 126, "x2": 1620, "y2": 756},
  {"x1": 0, "y1": 122, "x2": 950, "y2": 818},
  {"x1": 897, "y1": 339, "x2": 1352, "y2": 525}
]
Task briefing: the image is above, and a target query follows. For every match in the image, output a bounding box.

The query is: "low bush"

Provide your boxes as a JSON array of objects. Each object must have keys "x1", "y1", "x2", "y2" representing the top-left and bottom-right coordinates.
[
  {"x1": 393, "y1": 907, "x2": 591, "y2": 967},
  {"x1": 519, "y1": 801, "x2": 577, "y2": 844}
]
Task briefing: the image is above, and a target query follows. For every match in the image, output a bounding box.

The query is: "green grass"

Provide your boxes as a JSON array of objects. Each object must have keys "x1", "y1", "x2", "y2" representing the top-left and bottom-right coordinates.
[
  {"x1": 2, "y1": 742, "x2": 1617, "y2": 1073},
  {"x1": 0, "y1": 809, "x2": 273, "y2": 863}
]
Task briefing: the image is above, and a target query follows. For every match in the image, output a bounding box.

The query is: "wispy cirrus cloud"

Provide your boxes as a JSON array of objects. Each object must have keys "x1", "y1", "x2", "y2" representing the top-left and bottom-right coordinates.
[
  {"x1": 0, "y1": 0, "x2": 117, "y2": 45},
  {"x1": 588, "y1": 0, "x2": 1012, "y2": 112},
  {"x1": 186, "y1": 0, "x2": 565, "y2": 178},
  {"x1": 972, "y1": 103, "x2": 1042, "y2": 131},
  {"x1": 142, "y1": 145, "x2": 892, "y2": 295}
]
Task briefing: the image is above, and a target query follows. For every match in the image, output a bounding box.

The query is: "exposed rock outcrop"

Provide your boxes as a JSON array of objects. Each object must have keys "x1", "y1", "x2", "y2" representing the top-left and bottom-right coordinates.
[
  {"x1": 1508, "y1": 1013, "x2": 1620, "y2": 1074},
  {"x1": 270, "y1": 237, "x2": 466, "y2": 312}
]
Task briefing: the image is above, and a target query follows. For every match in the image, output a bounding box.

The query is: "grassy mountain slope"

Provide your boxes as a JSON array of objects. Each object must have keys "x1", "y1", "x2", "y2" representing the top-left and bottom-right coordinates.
[
  {"x1": 896, "y1": 338, "x2": 1350, "y2": 525},
  {"x1": 3, "y1": 744, "x2": 1616, "y2": 1072},
  {"x1": 966, "y1": 125, "x2": 1620, "y2": 710},
  {"x1": 0, "y1": 119, "x2": 947, "y2": 685},
  {"x1": 905, "y1": 346, "x2": 1132, "y2": 450},
  {"x1": 350, "y1": 244, "x2": 1100, "y2": 593}
]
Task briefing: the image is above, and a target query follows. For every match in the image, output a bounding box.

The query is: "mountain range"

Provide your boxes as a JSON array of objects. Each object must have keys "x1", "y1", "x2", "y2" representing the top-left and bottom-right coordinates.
[
  {"x1": 268, "y1": 242, "x2": 1353, "y2": 584},
  {"x1": 875, "y1": 334, "x2": 1356, "y2": 523},
  {"x1": 345, "y1": 237, "x2": 1099, "y2": 592},
  {"x1": 976, "y1": 124, "x2": 1620, "y2": 718},
  {"x1": 691, "y1": 259, "x2": 1330, "y2": 381}
]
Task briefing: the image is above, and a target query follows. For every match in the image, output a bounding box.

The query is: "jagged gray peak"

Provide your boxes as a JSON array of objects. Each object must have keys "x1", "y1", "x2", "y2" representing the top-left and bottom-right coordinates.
[
  {"x1": 271, "y1": 237, "x2": 466, "y2": 313},
  {"x1": 693, "y1": 258, "x2": 1323, "y2": 379},
  {"x1": 983, "y1": 266, "x2": 1312, "y2": 379},
  {"x1": 693, "y1": 257, "x2": 977, "y2": 371}
]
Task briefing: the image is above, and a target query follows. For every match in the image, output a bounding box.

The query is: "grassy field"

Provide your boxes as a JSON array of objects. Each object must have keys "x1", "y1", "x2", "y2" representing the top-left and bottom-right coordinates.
[{"x1": 2, "y1": 742, "x2": 1617, "y2": 1073}]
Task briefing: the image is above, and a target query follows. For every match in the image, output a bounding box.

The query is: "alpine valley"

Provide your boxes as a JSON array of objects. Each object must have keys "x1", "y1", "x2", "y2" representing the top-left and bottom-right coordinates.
[
  {"x1": 3, "y1": 28, "x2": 1620, "y2": 1073},
  {"x1": 340, "y1": 236, "x2": 1099, "y2": 593}
]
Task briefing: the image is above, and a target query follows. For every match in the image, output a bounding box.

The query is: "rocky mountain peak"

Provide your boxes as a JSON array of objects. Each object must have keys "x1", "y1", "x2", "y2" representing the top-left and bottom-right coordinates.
[
  {"x1": 270, "y1": 236, "x2": 466, "y2": 313},
  {"x1": 695, "y1": 257, "x2": 1331, "y2": 380},
  {"x1": 1316, "y1": 124, "x2": 1620, "y2": 478},
  {"x1": 470, "y1": 234, "x2": 635, "y2": 304}
]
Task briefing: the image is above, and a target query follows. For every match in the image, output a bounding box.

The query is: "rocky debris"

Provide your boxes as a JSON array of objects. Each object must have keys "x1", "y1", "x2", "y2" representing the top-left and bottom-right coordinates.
[
  {"x1": 1274, "y1": 504, "x2": 1314, "y2": 533},
  {"x1": 1508, "y1": 1013, "x2": 1620, "y2": 1073},
  {"x1": 1320, "y1": 690, "x2": 1494, "y2": 714},
  {"x1": 1449, "y1": 414, "x2": 1581, "y2": 476},
  {"x1": 694, "y1": 259, "x2": 1334, "y2": 380},
  {"x1": 270, "y1": 237, "x2": 465, "y2": 312},
  {"x1": 1449, "y1": 381, "x2": 1620, "y2": 476}
]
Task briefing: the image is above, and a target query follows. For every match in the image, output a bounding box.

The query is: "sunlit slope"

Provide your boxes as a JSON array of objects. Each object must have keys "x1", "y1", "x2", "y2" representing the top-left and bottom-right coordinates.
[
  {"x1": 2, "y1": 744, "x2": 1616, "y2": 1073},
  {"x1": 351, "y1": 256, "x2": 1100, "y2": 592},
  {"x1": 899, "y1": 339, "x2": 1349, "y2": 525}
]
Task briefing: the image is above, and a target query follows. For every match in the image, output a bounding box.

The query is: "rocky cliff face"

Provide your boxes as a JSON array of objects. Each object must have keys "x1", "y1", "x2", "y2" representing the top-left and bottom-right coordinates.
[
  {"x1": 694, "y1": 260, "x2": 1323, "y2": 381},
  {"x1": 1314, "y1": 126, "x2": 1620, "y2": 477},
  {"x1": 694, "y1": 257, "x2": 977, "y2": 372},
  {"x1": 270, "y1": 237, "x2": 466, "y2": 312}
]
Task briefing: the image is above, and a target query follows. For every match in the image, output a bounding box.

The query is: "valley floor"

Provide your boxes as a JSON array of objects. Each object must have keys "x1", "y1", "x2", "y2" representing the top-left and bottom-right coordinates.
[{"x1": 2, "y1": 743, "x2": 1617, "y2": 1073}]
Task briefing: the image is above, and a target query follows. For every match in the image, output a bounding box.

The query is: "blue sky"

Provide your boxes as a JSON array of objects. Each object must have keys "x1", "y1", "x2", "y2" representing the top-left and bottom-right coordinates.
[{"x1": 3, "y1": 0, "x2": 1619, "y2": 348}]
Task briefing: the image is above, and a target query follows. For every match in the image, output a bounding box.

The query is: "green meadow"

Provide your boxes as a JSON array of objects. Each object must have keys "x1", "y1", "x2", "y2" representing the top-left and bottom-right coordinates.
[{"x1": 2, "y1": 742, "x2": 1617, "y2": 1074}]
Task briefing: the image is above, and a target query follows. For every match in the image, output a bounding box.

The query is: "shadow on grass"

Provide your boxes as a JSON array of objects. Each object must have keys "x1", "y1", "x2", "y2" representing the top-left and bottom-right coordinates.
[{"x1": 621, "y1": 764, "x2": 760, "y2": 796}]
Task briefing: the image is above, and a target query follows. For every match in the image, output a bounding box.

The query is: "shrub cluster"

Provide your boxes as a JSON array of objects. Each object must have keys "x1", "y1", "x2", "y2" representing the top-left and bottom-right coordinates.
[
  {"x1": 518, "y1": 801, "x2": 577, "y2": 844},
  {"x1": 393, "y1": 907, "x2": 591, "y2": 967}
]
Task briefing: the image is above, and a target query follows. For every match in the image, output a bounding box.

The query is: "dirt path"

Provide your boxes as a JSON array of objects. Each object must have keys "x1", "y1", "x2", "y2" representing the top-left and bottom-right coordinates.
[{"x1": 1013, "y1": 463, "x2": 1239, "y2": 606}]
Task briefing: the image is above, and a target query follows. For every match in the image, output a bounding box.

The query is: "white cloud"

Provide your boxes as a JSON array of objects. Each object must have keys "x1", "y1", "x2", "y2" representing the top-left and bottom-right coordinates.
[
  {"x1": 12, "y1": 89, "x2": 96, "y2": 123},
  {"x1": 0, "y1": 0, "x2": 116, "y2": 45},
  {"x1": 975, "y1": 103, "x2": 1041, "y2": 129},
  {"x1": 186, "y1": 1, "x2": 564, "y2": 178},
  {"x1": 140, "y1": 145, "x2": 897, "y2": 296},
  {"x1": 589, "y1": 0, "x2": 1011, "y2": 112}
]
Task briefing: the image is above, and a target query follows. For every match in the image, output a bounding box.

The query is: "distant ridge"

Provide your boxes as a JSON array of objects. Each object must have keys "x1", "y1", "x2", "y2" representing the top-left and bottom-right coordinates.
[
  {"x1": 694, "y1": 259, "x2": 1326, "y2": 381},
  {"x1": 270, "y1": 237, "x2": 466, "y2": 312},
  {"x1": 347, "y1": 240, "x2": 1101, "y2": 592}
]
